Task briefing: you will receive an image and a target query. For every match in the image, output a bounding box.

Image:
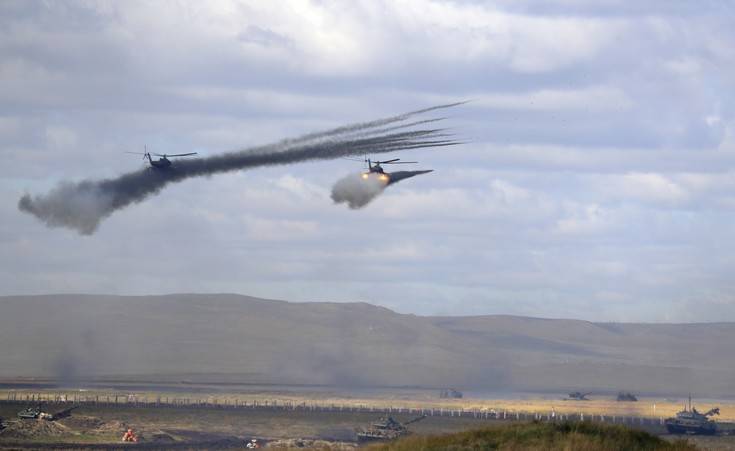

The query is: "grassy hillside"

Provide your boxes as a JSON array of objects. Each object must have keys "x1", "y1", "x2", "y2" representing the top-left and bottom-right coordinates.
[
  {"x1": 365, "y1": 421, "x2": 696, "y2": 451},
  {"x1": 0, "y1": 294, "x2": 734, "y2": 394}
]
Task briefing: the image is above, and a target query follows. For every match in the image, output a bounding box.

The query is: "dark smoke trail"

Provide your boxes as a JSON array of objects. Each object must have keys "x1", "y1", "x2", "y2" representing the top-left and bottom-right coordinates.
[{"x1": 19, "y1": 103, "x2": 462, "y2": 234}]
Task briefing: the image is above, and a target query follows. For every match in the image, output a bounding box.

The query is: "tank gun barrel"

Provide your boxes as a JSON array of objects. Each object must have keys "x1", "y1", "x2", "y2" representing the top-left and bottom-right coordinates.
[
  {"x1": 404, "y1": 415, "x2": 427, "y2": 426},
  {"x1": 50, "y1": 405, "x2": 79, "y2": 421}
]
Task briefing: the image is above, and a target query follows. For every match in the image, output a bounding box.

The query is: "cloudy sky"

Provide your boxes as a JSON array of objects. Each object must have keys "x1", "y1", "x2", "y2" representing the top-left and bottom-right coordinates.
[{"x1": 2, "y1": 0, "x2": 735, "y2": 322}]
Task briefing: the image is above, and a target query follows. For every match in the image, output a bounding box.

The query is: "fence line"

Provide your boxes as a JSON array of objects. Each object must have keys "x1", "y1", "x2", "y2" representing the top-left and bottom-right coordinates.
[{"x1": 1, "y1": 392, "x2": 667, "y2": 426}]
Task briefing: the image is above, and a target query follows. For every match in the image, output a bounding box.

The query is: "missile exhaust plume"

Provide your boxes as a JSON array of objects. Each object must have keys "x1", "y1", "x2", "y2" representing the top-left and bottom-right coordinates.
[
  {"x1": 19, "y1": 103, "x2": 463, "y2": 235},
  {"x1": 330, "y1": 170, "x2": 433, "y2": 209}
]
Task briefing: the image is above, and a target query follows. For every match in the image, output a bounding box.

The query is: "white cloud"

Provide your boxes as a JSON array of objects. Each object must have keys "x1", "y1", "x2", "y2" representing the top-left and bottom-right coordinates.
[
  {"x1": 2, "y1": 1, "x2": 735, "y2": 322},
  {"x1": 243, "y1": 217, "x2": 319, "y2": 241},
  {"x1": 474, "y1": 86, "x2": 633, "y2": 111},
  {"x1": 555, "y1": 203, "x2": 615, "y2": 235},
  {"x1": 611, "y1": 172, "x2": 689, "y2": 204},
  {"x1": 45, "y1": 126, "x2": 77, "y2": 149}
]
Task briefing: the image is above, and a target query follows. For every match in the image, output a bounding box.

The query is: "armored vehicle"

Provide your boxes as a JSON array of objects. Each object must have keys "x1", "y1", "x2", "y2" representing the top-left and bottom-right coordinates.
[
  {"x1": 16, "y1": 404, "x2": 78, "y2": 421},
  {"x1": 357, "y1": 415, "x2": 426, "y2": 442},
  {"x1": 17, "y1": 405, "x2": 42, "y2": 420},
  {"x1": 439, "y1": 388, "x2": 463, "y2": 399},
  {"x1": 565, "y1": 392, "x2": 591, "y2": 401},
  {"x1": 616, "y1": 392, "x2": 638, "y2": 402},
  {"x1": 665, "y1": 397, "x2": 719, "y2": 435}
]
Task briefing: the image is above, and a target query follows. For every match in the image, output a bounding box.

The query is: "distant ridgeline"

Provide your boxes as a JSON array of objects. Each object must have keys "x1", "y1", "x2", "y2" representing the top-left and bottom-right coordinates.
[{"x1": 0, "y1": 294, "x2": 733, "y2": 395}]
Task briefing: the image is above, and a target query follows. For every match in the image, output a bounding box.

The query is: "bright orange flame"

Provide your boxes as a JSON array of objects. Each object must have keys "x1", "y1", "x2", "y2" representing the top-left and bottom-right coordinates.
[{"x1": 361, "y1": 173, "x2": 369, "y2": 179}]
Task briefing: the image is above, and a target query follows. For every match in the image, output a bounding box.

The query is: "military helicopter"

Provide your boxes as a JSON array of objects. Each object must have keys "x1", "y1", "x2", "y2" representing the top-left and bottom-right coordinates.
[
  {"x1": 127, "y1": 146, "x2": 197, "y2": 169},
  {"x1": 345, "y1": 157, "x2": 430, "y2": 181},
  {"x1": 362, "y1": 158, "x2": 417, "y2": 176}
]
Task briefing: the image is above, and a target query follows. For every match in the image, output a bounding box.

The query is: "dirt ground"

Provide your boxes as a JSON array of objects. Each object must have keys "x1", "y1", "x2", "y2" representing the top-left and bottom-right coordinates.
[
  {"x1": 2, "y1": 386, "x2": 732, "y2": 422},
  {"x1": 1, "y1": 387, "x2": 735, "y2": 449},
  {"x1": 0, "y1": 403, "x2": 495, "y2": 449}
]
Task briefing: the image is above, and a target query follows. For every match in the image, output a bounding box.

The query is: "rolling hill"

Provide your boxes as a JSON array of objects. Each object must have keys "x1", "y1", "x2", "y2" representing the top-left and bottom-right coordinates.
[{"x1": 0, "y1": 294, "x2": 733, "y2": 396}]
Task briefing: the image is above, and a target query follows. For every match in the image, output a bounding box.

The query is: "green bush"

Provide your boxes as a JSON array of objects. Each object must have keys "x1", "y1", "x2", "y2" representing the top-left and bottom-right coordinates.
[{"x1": 365, "y1": 421, "x2": 696, "y2": 451}]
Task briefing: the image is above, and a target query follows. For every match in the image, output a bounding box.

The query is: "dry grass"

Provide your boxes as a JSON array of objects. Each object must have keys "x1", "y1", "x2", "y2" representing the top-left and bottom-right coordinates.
[{"x1": 2, "y1": 389, "x2": 731, "y2": 422}]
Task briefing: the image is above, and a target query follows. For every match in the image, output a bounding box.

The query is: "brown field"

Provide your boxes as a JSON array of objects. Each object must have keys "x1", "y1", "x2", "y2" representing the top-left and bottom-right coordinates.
[
  {"x1": 1, "y1": 387, "x2": 732, "y2": 422},
  {"x1": 0, "y1": 403, "x2": 500, "y2": 449},
  {"x1": 2, "y1": 385, "x2": 734, "y2": 449}
]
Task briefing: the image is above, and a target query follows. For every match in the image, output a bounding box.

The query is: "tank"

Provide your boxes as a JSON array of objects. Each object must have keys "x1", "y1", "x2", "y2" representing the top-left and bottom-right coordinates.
[
  {"x1": 565, "y1": 392, "x2": 591, "y2": 401},
  {"x1": 665, "y1": 397, "x2": 719, "y2": 435},
  {"x1": 16, "y1": 405, "x2": 77, "y2": 421},
  {"x1": 356, "y1": 415, "x2": 426, "y2": 442},
  {"x1": 17, "y1": 405, "x2": 41, "y2": 420},
  {"x1": 616, "y1": 392, "x2": 638, "y2": 402},
  {"x1": 439, "y1": 388, "x2": 463, "y2": 399}
]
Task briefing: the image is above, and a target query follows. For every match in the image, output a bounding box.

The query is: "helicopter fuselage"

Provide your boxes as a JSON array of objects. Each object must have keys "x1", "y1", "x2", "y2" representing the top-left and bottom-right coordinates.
[
  {"x1": 369, "y1": 164, "x2": 385, "y2": 174},
  {"x1": 358, "y1": 158, "x2": 428, "y2": 182},
  {"x1": 147, "y1": 155, "x2": 172, "y2": 169},
  {"x1": 128, "y1": 149, "x2": 196, "y2": 169},
  {"x1": 362, "y1": 166, "x2": 390, "y2": 181}
]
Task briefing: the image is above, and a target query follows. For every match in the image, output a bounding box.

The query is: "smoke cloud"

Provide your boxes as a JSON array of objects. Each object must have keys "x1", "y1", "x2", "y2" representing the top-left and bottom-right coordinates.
[
  {"x1": 19, "y1": 103, "x2": 462, "y2": 234},
  {"x1": 331, "y1": 170, "x2": 432, "y2": 209},
  {"x1": 331, "y1": 173, "x2": 389, "y2": 209}
]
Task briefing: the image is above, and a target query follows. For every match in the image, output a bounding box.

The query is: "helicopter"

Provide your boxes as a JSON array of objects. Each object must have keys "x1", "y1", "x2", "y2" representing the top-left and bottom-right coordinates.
[
  {"x1": 127, "y1": 146, "x2": 197, "y2": 169},
  {"x1": 344, "y1": 157, "x2": 427, "y2": 181},
  {"x1": 363, "y1": 158, "x2": 416, "y2": 176},
  {"x1": 344, "y1": 157, "x2": 435, "y2": 185}
]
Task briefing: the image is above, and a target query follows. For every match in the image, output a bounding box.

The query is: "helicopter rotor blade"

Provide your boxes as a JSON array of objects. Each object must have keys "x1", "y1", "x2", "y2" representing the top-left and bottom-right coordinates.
[
  {"x1": 165, "y1": 152, "x2": 198, "y2": 157},
  {"x1": 125, "y1": 151, "x2": 146, "y2": 155},
  {"x1": 383, "y1": 161, "x2": 417, "y2": 164}
]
